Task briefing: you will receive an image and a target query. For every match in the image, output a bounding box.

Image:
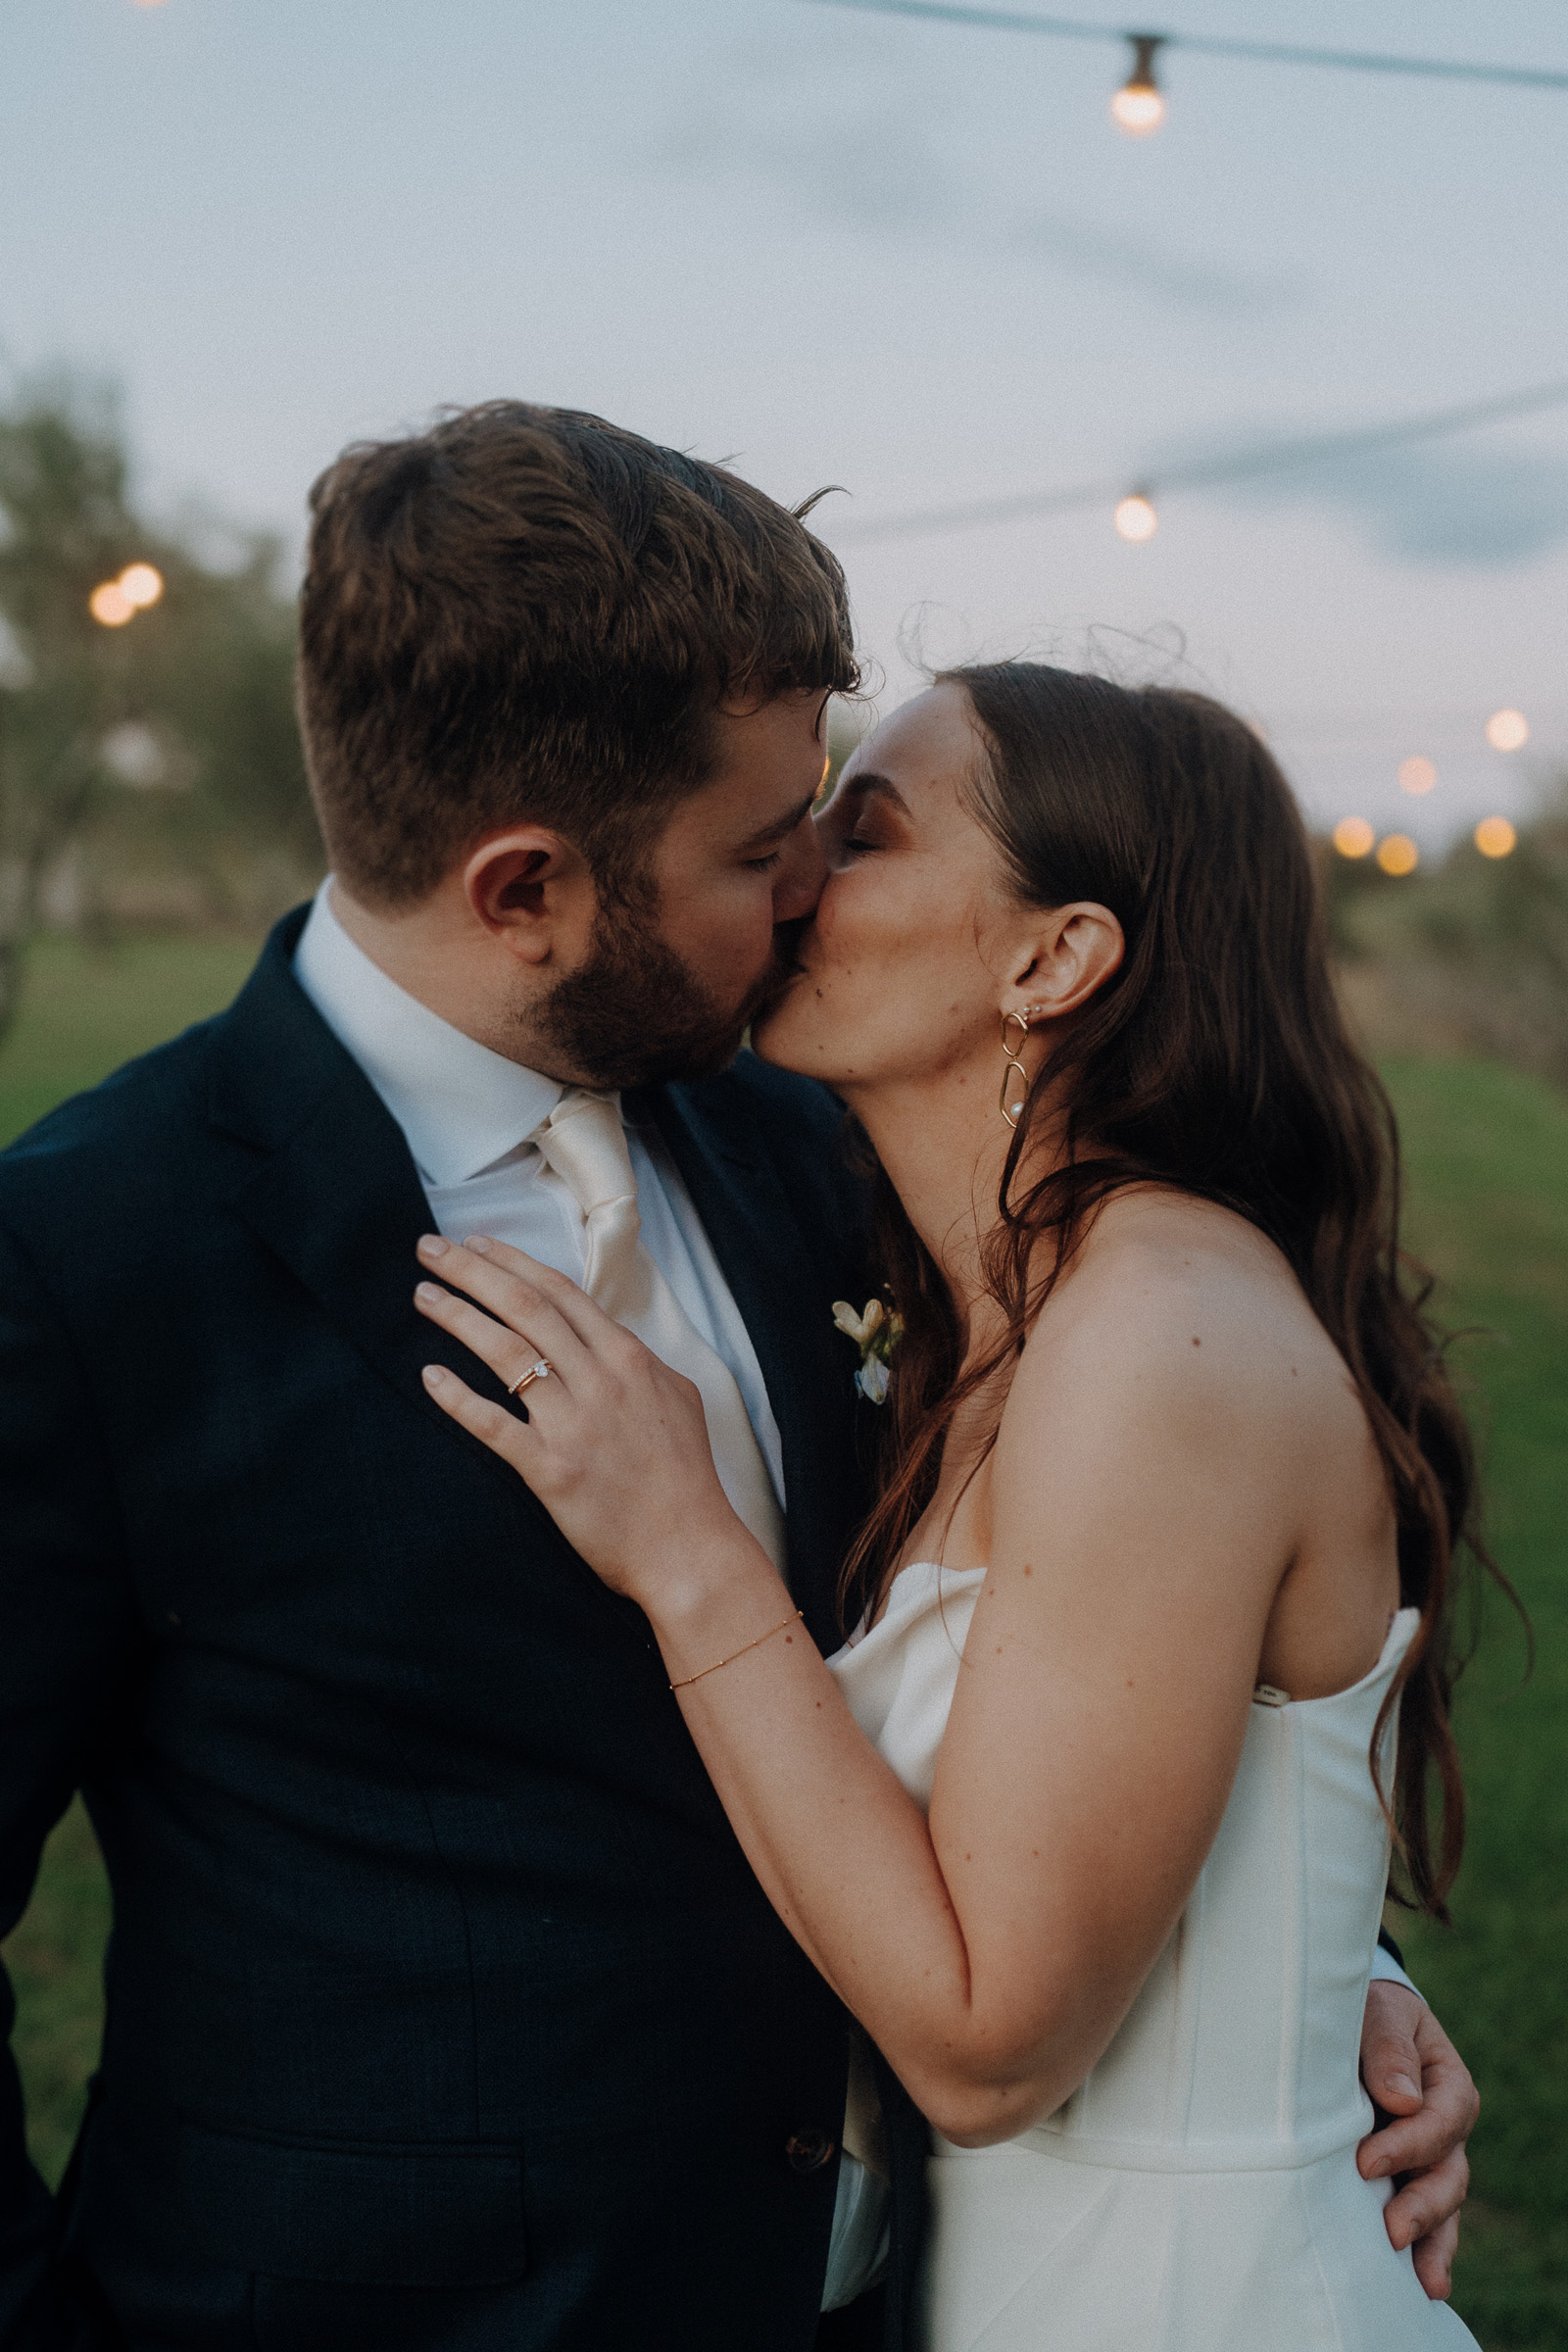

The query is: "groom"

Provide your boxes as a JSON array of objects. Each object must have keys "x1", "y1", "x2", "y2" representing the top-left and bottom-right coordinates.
[{"x1": 0, "y1": 403, "x2": 1475, "y2": 2350}]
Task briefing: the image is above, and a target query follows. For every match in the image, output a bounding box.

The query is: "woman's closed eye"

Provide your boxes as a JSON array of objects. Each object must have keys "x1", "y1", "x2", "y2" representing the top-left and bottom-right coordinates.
[{"x1": 813, "y1": 771, "x2": 906, "y2": 862}]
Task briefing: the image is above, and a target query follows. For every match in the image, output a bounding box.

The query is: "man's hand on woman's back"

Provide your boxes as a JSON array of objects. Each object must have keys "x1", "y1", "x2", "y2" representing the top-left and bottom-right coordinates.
[{"x1": 1358, "y1": 1982, "x2": 1480, "y2": 2299}]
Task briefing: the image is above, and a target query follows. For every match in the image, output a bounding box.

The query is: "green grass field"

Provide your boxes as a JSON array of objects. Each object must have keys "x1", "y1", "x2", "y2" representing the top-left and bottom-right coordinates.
[{"x1": 1, "y1": 936, "x2": 1564, "y2": 2347}]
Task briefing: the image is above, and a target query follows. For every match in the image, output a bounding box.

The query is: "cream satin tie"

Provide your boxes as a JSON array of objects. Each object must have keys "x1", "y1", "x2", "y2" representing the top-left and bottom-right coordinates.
[{"x1": 531, "y1": 1090, "x2": 786, "y2": 1571}]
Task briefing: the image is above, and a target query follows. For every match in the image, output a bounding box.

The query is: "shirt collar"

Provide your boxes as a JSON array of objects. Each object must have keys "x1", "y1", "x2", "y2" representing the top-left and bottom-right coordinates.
[{"x1": 292, "y1": 882, "x2": 569, "y2": 1187}]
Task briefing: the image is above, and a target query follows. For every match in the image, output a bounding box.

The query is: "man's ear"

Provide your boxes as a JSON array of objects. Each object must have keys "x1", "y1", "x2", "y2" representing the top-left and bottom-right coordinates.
[
  {"x1": 462, "y1": 828, "x2": 596, "y2": 968},
  {"x1": 1004, "y1": 902, "x2": 1125, "y2": 1025}
]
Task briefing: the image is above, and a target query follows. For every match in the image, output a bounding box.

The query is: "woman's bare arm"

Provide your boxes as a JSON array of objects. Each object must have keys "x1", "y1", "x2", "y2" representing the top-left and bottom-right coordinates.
[{"x1": 414, "y1": 1225, "x2": 1328, "y2": 2144}]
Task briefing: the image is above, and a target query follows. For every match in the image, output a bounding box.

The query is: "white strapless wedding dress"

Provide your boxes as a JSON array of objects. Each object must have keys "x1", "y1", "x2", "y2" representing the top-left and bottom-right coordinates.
[{"x1": 827, "y1": 1563, "x2": 1478, "y2": 2351}]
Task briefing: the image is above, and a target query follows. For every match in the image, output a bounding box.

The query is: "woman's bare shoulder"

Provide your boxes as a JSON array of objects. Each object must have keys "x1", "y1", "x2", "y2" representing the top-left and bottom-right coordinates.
[
  {"x1": 1057, "y1": 1188, "x2": 1312, "y2": 1329},
  {"x1": 1005, "y1": 1187, "x2": 1353, "y2": 1449}
]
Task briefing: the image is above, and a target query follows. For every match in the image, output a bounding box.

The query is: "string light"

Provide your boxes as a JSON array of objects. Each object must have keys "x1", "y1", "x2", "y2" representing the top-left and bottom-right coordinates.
[
  {"x1": 89, "y1": 581, "x2": 135, "y2": 627},
  {"x1": 835, "y1": 377, "x2": 1568, "y2": 546},
  {"x1": 1376, "y1": 834, "x2": 1420, "y2": 877},
  {"x1": 803, "y1": 3, "x2": 1568, "y2": 99},
  {"x1": 1475, "y1": 816, "x2": 1517, "y2": 858},
  {"x1": 1397, "y1": 756, "x2": 1437, "y2": 796},
  {"x1": 1111, "y1": 34, "x2": 1166, "y2": 134},
  {"x1": 1333, "y1": 817, "x2": 1375, "y2": 858},
  {"x1": 88, "y1": 564, "x2": 165, "y2": 628},
  {"x1": 119, "y1": 563, "x2": 164, "y2": 610},
  {"x1": 1113, "y1": 490, "x2": 1158, "y2": 542},
  {"x1": 1486, "y1": 707, "x2": 1529, "y2": 751}
]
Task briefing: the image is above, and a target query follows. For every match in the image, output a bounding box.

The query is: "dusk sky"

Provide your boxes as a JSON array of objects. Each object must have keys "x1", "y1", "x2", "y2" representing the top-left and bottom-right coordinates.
[{"x1": 9, "y1": 0, "x2": 1567, "y2": 849}]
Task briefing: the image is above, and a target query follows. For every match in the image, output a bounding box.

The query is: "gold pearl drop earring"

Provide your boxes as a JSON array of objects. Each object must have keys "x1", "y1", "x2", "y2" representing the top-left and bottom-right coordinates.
[
  {"x1": 1000, "y1": 1010, "x2": 1031, "y2": 1129},
  {"x1": 1000, "y1": 1006, "x2": 1048, "y2": 1129}
]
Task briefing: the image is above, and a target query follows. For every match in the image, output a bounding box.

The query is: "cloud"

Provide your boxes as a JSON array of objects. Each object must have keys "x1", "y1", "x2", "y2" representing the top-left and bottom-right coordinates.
[
  {"x1": 648, "y1": 97, "x2": 1296, "y2": 317},
  {"x1": 1004, "y1": 207, "x2": 1291, "y2": 314},
  {"x1": 1208, "y1": 435, "x2": 1568, "y2": 565}
]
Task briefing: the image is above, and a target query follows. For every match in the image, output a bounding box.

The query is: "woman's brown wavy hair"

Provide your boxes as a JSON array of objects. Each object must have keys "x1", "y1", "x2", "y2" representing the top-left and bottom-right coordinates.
[{"x1": 842, "y1": 661, "x2": 1514, "y2": 1919}]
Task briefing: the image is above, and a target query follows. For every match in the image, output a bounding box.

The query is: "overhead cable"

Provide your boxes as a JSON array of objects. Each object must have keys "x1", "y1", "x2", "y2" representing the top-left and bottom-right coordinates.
[
  {"x1": 829, "y1": 378, "x2": 1568, "y2": 545},
  {"x1": 802, "y1": 0, "x2": 1568, "y2": 95}
]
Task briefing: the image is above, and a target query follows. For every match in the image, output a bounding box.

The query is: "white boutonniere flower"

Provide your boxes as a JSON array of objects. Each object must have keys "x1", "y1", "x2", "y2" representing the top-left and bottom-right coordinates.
[{"x1": 832, "y1": 1297, "x2": 904, "y2": 1404}]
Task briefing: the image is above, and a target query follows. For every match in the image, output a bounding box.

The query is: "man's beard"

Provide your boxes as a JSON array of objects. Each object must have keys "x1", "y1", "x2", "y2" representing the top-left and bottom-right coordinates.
[{"x1": 535, "y1": 905, "x2": 788, "y2": 1092}]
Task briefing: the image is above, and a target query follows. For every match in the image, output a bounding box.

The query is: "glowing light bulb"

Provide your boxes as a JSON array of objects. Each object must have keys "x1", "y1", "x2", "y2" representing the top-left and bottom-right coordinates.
[
  {"x1": 1474, "y1": 816, "x2": 1517, "y2": 858},
  {"x1": 1114, "y1": 492, "x2": 1158, "y2": 543},
  {"x1": 118, "y1": 563, "x2": 164, "y2": 610},
  {"x1": 89, "y1": 581, "x2": 135, "y2": 627},
  {"x1": 1376, "y1": 834, "x2": 1419, "y2": 877},
  {"x1": 1111, "y1": 82, "x2": 1166, "y2": 134},
  {"x1": 1333, "y1": 817, "x2": 1375, "y2": 858},
  {"x1": 1397, "y1": 756, "x2": 1438, "y2": 797},
  {"x1": 1111, "y1": 35, "x2": 1166, "y2": 136},
  {"x1": 1486, "y1": 708, "x2": 1529, "y2": 752}
]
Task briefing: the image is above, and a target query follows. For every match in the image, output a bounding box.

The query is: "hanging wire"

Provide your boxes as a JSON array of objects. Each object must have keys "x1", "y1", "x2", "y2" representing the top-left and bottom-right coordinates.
[
  {"x1": 800, "y1": 0, "x2": 1568, "y2": 92},
  {"x1": 827, "y1": 379, "x2": 1568, "y2": 545}
]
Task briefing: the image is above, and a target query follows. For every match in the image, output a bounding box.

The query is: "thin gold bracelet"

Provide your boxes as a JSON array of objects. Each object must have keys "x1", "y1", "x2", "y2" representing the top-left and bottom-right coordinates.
[{"x1": 669, "y1": 1608, "x2": 804, "y2": 1691}]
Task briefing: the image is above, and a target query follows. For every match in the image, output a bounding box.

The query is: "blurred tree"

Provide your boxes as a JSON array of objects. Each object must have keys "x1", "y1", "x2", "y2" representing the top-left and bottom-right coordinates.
[
  {"x1": 1329, "y1": 786, "x2": 1568, "y2": 1087},
  {"x1": 0, "y1": 379, "x2": 318, "y2": 1045}
]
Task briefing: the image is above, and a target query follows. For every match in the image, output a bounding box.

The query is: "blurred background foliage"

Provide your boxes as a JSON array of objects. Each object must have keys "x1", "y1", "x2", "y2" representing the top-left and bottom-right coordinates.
[
  {"x1": 0, "y1": 386, "x2": 1564, "y2": 2348},
  {"x1": 1330, "y1": 804, "x2": 1568, "y2": 1091},
  {"x1": 0, "y1": 376, "x2": 319, "y2": 1043}
]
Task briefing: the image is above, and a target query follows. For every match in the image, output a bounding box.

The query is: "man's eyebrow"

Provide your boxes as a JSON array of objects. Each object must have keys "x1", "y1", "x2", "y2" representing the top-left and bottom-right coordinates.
[{"x1": 740, "y1": 790, "x2": 821, "y2": 851}]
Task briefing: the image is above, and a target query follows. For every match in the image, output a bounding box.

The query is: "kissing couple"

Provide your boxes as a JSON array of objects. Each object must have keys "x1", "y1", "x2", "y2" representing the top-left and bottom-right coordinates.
[{"x1": 0, "y1": 403, "x2": 1484, "y2": 2351}]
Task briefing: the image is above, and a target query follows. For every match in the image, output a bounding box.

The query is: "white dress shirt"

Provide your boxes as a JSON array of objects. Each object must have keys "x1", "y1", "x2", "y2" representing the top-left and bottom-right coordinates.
[{"x1": 292, "y1": 883, "x2": 785, "y2": 1510}]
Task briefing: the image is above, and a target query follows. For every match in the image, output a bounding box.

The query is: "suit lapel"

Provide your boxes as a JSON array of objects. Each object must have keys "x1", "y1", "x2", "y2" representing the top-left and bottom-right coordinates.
[
  {"x1": 639, "y1": 1076, "x2": 865, "y2": 1655},
  {"x1": 206, "y1": 911, "x2": 515, "y2": 1427},
  {"x1": 210, "y1": 922, "x2": 864, "y2": 1637}
]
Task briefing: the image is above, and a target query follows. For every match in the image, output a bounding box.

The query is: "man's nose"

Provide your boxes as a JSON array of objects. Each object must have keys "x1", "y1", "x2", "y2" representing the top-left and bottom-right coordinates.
[{"x1": 771, "y1": 816, "x2": 827, "y2": 924}]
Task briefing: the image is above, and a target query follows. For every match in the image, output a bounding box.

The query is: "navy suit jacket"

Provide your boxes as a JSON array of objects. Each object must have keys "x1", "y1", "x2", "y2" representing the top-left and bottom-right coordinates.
[{"x1": 0, "y1": 910, "x2": 884, "y2": 2352}]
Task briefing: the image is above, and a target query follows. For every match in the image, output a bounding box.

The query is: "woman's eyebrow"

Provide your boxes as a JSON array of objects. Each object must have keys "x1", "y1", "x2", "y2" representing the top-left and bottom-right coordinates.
[{"x1": 841, "y1": 771, "x2": 910, "y2": 816}]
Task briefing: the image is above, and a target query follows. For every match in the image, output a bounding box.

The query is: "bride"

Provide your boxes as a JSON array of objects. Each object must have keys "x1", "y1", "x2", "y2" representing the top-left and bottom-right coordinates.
[{"x1": 413, "y1": 663, "x2": 1484, "y2": 2348}]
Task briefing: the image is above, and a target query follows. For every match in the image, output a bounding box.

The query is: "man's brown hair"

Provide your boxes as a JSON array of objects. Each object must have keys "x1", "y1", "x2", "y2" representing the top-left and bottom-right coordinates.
[{"x1": 297, "y1": 402, "x2": 860, "y2": 908}]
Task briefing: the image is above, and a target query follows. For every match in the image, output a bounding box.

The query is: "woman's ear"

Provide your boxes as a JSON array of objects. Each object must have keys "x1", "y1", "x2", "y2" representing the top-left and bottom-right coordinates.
[{"x1": 1004, "y1": 902, "x2": 1125, "y2": 1026}]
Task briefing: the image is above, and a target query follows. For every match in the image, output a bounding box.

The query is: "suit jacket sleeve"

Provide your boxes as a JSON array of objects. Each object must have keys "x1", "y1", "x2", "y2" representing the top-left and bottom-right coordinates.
[{"x1": 0, "y1": 1214, "x2": 136, "y2": 2347}]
